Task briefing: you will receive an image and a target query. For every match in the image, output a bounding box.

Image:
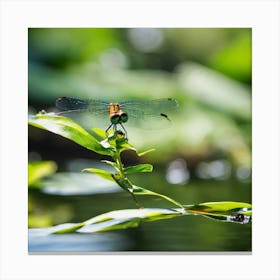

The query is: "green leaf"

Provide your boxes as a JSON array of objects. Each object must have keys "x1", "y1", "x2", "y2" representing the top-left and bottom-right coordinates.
[
  {"x1": 200, "y1": 213, "x2": 251, "y2": 224},
  {"x1": 79, "y1": 218, "x2": 142, "y2": 233},
  {"x1": 28, "y1": 161, "x2": 57, "y2": 187},
  {"x1": 137, "y1": 148, "x2": 156, "y2": 157},
  {"x1": 101, "y1": 160, "x2": 120, "y2": 172},
  {"x1": 82, "y1": 168, "x2": 115, "y2": 182},
  {"x1": 111, "y1": 174, "x2": 183, "y2": 208},
  {"x1": 119, "y1": 142, "x2": 137, "y2": 152},
  {"x1": 91, "y1": 127, "x2": 107, "y2": 140},
  {"x1": 124, "y1": 164, "x2": 153, "y2": 174},
  {"x1": 51, "y1": 223, "x2": 85, "y2": 234},
  {"x1": 28, "y1": 113, "x2": 112, "y2": 156},
  {"x1": 49, "y1": 208, "x2": 182, "y2": 234},
  {"x1": 184, "y1": 201, "x2": 252, "y2": 216},
  {"x1": 131, "y1": 185, "x2": 184, "y2": 208},
  {"x1": 78, "y1": 208, "x2": 183, "y2": 233}
]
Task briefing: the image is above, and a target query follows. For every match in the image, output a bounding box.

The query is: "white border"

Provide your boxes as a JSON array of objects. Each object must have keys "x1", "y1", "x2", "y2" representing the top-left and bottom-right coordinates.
[{"x1": 1, "y1": 0, "x2": 279, "y2": 279}]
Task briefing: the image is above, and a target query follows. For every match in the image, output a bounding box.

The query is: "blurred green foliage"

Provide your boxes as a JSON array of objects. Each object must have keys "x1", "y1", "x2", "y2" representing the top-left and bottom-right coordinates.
[
  {"x1": 28, "y1": 160, "x2": 57, "y2": 187},
  {"x1": 29, "y1": 28, "x2": 251, "y2": 171}
]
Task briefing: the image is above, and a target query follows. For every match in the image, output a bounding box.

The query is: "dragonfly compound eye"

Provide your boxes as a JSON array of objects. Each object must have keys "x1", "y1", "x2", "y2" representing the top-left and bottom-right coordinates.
[
  {"x1": 111, "y1": 114, "x2": 120, "y2": 125},
  {"x1": 120, "y1": 113, "x2": 128, "y2": 123}
]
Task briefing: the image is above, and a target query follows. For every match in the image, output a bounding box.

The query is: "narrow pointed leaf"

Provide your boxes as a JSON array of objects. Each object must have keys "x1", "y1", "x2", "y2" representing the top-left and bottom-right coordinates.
[
  {"x1": 118, "y1": 142, "x2": 137, "y2": 153},
  {"x1": 111, "y1": 174, "x2": 134, "y2": 192},
  {"x1": 201, "y1": 213, "x2": 251, "y2": 224},
  {"x1": 78, "y1": 208, "x2": 183, "y2": 233},
  {"x1": 91, "y1": 127, "x2": 107, "y2": 140},
  {"x1": 101, "y1": 160, "x2": 120, "y2": 172},
  {"x1": 184, "y1": 201, "x2": 252, "y2": 216},
  {"x1": 82, "y1": 168, "x2": 115, "y2": 182},
  {"x1": 78, "y1": 218, "x2": 141, "y2": 233},
  {"x1": 111, "y1": 174, "x2": 183, "y2": 208},
  {"x1": 137, "y1": 148, "x2": 156, "y2": 157},
  {"x1": 124, "y1": 164, "x2": 153, "y2": 174},
  {"x1": 51, "y1": 223, "x2": 85, "y2": 234},
  {"x1": 131, "y1": 185, "x2": 184, "y2": 208}
]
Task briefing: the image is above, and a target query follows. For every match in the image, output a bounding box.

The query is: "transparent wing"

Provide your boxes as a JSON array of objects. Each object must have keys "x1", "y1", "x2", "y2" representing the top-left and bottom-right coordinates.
[
  {"x1": 56, "y1": 97, "x2": 109, "y2": 115},
  {"x1": 119, "y1": 98, "x2": 178, "y2": 129},
  {"x1": 54, "y1": 97, "x2": 178, "y2": 131},
  {"x1": 119, "y1": 98, "x2": 178, "y2": 119},
  {"x1": 55, "y1": 97, "x2": 111, "y2": 130}
]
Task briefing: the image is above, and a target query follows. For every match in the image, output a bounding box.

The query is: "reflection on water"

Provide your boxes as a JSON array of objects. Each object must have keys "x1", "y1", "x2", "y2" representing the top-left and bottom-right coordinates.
[
  {"x1": 29, "y1": 229, "x2": 134, "y2": 252},
  {"x1": 131, "y1": 217, "x2": 251, "y2": 252}
]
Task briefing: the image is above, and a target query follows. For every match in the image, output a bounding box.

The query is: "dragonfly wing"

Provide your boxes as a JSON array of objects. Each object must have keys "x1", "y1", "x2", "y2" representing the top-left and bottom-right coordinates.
[
  {"x1": 55, "y1": 97, "x2": 111, "y2": 130},
  {"x1": 84, "y1": 99, "x2": 110, "y2": 114},
  {"x1": 120, "y1": 98, "x2": 178, "y2": 129},
  {"x1": 56, "y1": 97, "x2": 109, "y2": 115},
  {"x1": 120, "y1": 98, "x2": 178, "y2": 118},
  {"x1": 56, "y1": 97, "x2": 88, "y2": 110}
]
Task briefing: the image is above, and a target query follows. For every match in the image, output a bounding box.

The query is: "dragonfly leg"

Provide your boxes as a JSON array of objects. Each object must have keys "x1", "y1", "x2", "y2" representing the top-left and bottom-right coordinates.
[
  {"x1": 105, "y1": 123, "x2": 127, "y2": 139},
  {"x1": 105, "y1": 123, "x2": 113, "y2": 134},
  {"x1": 119, "y1": 123, "x2": 128, "y2": 139}
]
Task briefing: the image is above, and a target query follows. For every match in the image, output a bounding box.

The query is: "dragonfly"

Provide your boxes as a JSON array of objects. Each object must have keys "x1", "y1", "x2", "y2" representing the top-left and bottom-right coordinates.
[{"x1": 55, "y1": 97, "x2": 178, "y2": 138}]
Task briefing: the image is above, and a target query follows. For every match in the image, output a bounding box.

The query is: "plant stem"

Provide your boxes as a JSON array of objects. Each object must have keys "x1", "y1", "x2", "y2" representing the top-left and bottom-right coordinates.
[
  {"x1": 115, "y1": 150, "x2": 125, "y2": 178},
  {"x1": 112, "y1": 148, "x2": 142, "y2": 208},
  {"x1": 129, "y1": 190, "x2": 142, "y2": 208}
]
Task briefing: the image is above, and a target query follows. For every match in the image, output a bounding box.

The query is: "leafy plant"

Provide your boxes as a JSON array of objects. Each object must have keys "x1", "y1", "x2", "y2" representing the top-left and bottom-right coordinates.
[
  {"x1": 28, "y1": 160, "x2": 57, "y2": 188},
  {"x1": 28, "y1": 112, "x2": 252, "y2": 233}
]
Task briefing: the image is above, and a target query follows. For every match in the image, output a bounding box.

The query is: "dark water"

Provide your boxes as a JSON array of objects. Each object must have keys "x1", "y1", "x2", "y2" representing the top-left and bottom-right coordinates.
[
  {"x1": 29, "y1": 219, "x2": 251, "y2": 252},
  {"x1": 28, "y1": 172, "x2": 251, "y2": 253}
]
